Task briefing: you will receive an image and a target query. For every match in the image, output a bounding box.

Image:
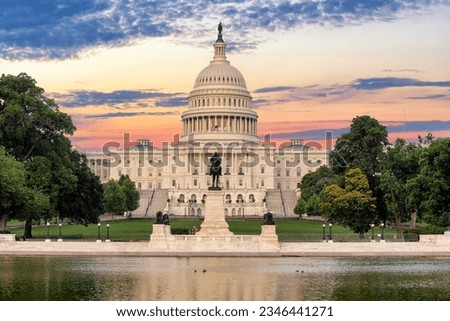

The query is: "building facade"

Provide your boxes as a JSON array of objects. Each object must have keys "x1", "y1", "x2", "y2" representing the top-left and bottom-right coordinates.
[{"x1": 83, "y1": 26, "x2": 329, "y2": 218}]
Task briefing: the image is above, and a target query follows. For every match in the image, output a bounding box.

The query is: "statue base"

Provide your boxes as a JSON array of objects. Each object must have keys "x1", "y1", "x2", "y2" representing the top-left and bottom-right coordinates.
[
  {"x1": 208, "y1": 186, "x2": 222, "y2": 191},
  {"x1": 197, "y1": 191, "x2": 233, "y2": 236}
]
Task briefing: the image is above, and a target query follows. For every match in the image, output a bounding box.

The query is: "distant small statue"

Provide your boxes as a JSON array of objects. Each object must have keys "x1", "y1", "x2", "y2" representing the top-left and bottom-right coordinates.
[
  {"x1": 218, "y1": 22, "x2": 222, "y2": 34},
  {"x1": 155, "y1": 211, "x2": 163, "y2": 224},
  {"x1": 162, "y1": 213, "x2": 170, "y2": 225},
  {"x1": 209, "y1": 152, "x2": 222, "y2": 190},
  {"x1": 263, "y1": 212, "x2": 275, "y2": 225}
]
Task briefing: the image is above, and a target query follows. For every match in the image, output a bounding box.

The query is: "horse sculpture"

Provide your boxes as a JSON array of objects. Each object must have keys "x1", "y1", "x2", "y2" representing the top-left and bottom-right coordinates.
[{"x1": 209, "y1": 152, "x2": 222, "y2": 190}]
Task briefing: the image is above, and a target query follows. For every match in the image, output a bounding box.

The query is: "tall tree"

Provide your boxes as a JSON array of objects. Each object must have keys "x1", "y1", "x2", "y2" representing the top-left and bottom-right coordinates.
[
  {"x1": 0, "y1": 73, "x2": 75, "y2": 162},
  {"x1": 411, "y1": 138, "x2": 450, "y2": 227},
  {"x1": 380, "y1": 139, "x2": 421, "y2": 236},
  {"x1": 330, "y1": 115, "x2": 389, "y2": 221},
  {"x1": 118, "y1": 175, "x2": 140, "y2": 213},
  {"x1": 103, "y1": 180, "x2": 127, "y2": 216},
  {"x1": 1, "y1": 73, "x2": 103, "y2": 236},
  {"x1": 57, "y1": 151, "x2": 104, "y2": 225},
  {"x1": 0, "y1": 146, "x2": 49, "y2": 230},
  {"x1": 294, "y1": 166, "x2": 338, "y2": 216},
  {"x1": 320, "y1": 168, "x2": 377, "y2": 236}
]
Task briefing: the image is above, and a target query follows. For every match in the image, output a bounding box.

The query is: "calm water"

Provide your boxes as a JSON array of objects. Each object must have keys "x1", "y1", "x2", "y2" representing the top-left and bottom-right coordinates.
[{"x1": 0, "y1": 256, "x2": 449, "y2": 300}]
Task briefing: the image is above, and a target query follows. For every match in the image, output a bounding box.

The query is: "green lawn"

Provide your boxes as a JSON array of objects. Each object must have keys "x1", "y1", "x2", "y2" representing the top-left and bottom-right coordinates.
[{"x1": 7, "y1": 218, "x2": 395, "y2": 242}]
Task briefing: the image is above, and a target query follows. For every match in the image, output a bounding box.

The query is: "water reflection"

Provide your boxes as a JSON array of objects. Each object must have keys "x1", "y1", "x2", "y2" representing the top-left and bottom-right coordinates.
[{"x1": 0, "y1": 256, "x2": 449, "y2": 300}]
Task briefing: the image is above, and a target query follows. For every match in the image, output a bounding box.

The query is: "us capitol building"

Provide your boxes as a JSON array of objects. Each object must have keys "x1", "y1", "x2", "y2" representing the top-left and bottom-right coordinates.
[{"x1": 83, "y1": 25, "x2": 329, "y2": 218}]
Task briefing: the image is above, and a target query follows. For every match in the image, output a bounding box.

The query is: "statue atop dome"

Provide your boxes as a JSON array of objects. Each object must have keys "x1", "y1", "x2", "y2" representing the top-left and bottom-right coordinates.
[{"x1": 216, "y1": 22, "x2": 224, "y2": 43}]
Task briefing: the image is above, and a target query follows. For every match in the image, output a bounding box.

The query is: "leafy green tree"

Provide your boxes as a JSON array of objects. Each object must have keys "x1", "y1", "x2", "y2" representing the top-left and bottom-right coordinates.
[
  {"x1": 0, "y1": 73, "x2": 75, "y2": 161},
  {"x1": 0, "y1": 146, "x2": 28, "y2": 228},
  {"x1": 1, "y1": 73, "x2": 103, "y2": 236},
  {"x1": 294, "y1": 166, "x2": 338, "y2": 216},
  {"x1": 118, "y1": 175, "x2": 140, "y2": 213},
  {"x1": 0, "y1": 146, "x2": 49, "y2": 231},
  {"x1": 103, "y1": 180, "x2": 127, "y2": 216},
  {"x1": 57, "y1": 151, "x2": 104, "y2": 225},
  {"x1": 330, "y1": 115, "x2": 389, "y2": 221},
  {"x1": 320, "y1": 168, "x2": 377, "y2": 237},
  {"x1": 299, "y1": 166, "x2": 338, "y2": 200},
  {"x1": 380, "y1": 139, "x2": 421, "y2": 236},
  {"x1": 410, "y1": 138, "x2": 450, "y2": 227}
]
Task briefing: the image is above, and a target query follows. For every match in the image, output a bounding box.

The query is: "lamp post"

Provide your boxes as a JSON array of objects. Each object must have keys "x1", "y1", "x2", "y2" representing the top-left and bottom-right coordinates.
[
  {"x1": 45, "y1": 222, "x2": 51, "y2": 242},
  {"x1": 322, "y1": 224, "x2": 326, "y2": 242},
  {"x1": 380, "y1": 223, "x2": 385, "y2": 242},
  {"x1": 58, "y1": 223, "x2": 63, "y2": 242},
  {"x1": 96, "y1": 223, "x2": 101, "y2": 242},
  {"x1": 106, "y1": 224, "x2": 110, "y2": 242},
  {"x1": 328, "y1": 223, "x2": 333, "y2": 243},
  {"x1": 370, "y1": 223, "x2": 375, "y2": 242}
]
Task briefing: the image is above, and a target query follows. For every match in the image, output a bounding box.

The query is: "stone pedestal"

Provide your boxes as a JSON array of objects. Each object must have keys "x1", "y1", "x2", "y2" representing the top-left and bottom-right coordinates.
[
  {"x1": 197, "y1": 191, "x2": 233, "y2": 236},
  {"x1": 150, "y1": 224, "x2": 170, "y2": 249},
  {"x1": 259, "y1": 225, "x2": 280, "y2": 251}
]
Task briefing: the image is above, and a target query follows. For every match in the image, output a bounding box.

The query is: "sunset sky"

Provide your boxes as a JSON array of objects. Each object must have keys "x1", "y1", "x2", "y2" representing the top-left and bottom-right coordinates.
[{"x1": 1, "y1": 0, "x2": 449, "y2": 151}]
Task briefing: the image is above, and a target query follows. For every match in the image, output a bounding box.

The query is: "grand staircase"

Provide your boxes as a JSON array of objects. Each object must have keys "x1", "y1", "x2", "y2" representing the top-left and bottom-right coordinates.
[
  {"x1": 265, "y1": 190, "x2": 285, "y2": 217},
  {"x1": 265, "y1": 189, "x2": 298, "y2": 218},
  {"x1": 132, "y1": 189, "x2": 152, "y2": 217},
  {"x1": 280, "y1": 189, "x2": 298, "y2": 217},
  {"x1": 132, "y1": 189, "x2": 168, "y2": 218},
  {"x1": 146, "y1": 189, "x2": 168, "y2": 218}
]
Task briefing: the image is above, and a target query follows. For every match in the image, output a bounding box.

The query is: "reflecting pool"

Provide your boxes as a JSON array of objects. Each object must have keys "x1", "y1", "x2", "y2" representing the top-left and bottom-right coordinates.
[{"x1": 1, "y1": 256, "x2": 449, "y2": 300}]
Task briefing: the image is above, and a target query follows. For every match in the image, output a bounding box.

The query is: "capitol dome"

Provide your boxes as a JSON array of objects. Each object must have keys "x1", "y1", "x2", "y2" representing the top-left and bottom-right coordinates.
[
  {"x1": 193, "y1": 61, "x2": 247, "y2": 90},
  {"x1": 180, "y1": 23, "x2": 258, "y2": 143}
]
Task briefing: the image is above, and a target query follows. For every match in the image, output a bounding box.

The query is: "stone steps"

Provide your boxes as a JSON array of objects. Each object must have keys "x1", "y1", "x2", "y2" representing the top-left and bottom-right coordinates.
[
  {"x1": 265, "y1": 190, "x2": 285, "y2": 217},
  {"x1": 132, "y1": 189, "x2": 152, "y2": 217},
  {"x1": 281, "y1": 190, "x2": 298, "y2": 217},
  {"x1": 146, "y1": 189, "x2": 169, "y2": 218}
]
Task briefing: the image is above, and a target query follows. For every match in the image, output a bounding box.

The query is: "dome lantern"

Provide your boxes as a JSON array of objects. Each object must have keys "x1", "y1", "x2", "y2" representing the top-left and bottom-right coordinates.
[{"x1": 213, "y1": 22, "x2": 226, "y2": 60}]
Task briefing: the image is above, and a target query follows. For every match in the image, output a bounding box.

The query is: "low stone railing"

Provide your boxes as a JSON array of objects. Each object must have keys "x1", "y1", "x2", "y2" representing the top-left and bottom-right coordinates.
[{"x1": 0, "y1": 234, "x2": 16, "y2": 242}]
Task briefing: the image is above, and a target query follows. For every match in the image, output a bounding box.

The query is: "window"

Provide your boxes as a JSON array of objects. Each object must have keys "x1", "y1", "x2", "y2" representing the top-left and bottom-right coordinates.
[
  {"x1": 138, "y1": 182, "x2": 142, "y2": 189},
  {"x1": 286, "y1": 170, "x2": 290, "y2": 177},
  {"x1": 179, "y1": 194, "x2": 185, "y2": 203},
  {"x1": 172, "y1": 180, "x2": 176, "y2": 187},
  {"x1": 286, "y1": 182, "x2": 290, "y2": 190},
  {"x1": 261, "y1": 179, "x2": 265, "y2": 187},
  {"x1": 261, "y1": 166, "x2": 265, "y2": 174},
  {"x1": 193, "y1": 179, "x2": 197, "y2": 186},
  {"x1": 297, "y1": 167, "x2": 301, "y2": 176},
  {"x1": 239, "y1": 179, "x2": 243, "y2": 186},
  {"x1": 249, "y1": 194, "x2": 255, "y2": 203},
  {"x1": 172, "y1": 167, "x2": 176, "y2": 174},
  {"x1": 137, "y1": 168, "x2": 142, "y2": 176},
  {"x1": 118, "y1": 170, "x2": 122, "y2": 176},
  {"x1": 276, "y1": 169, "x2": 281, "y2": 177},
  {"x1": 158, "y1": 171, "x2": 162, "y2": 177}
]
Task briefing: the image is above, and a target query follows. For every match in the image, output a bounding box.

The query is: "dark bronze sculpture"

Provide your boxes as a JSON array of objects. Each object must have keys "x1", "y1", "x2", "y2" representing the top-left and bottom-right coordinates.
[
  {"x1": 218, "y1": 22, "x2": 222, "y2": 34},
  {"x1": 209, "y1": 152, "x2": 222, "y2": 190},
  {"x1": 162, "y1": 213, "x2": 170, "y2": 225},
  {"x1": 262, "y1": 212, "x2": 275, "y2": 225},
  {"x1": 155, "y1": 211, "x2": 163, "y2": 224}
]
